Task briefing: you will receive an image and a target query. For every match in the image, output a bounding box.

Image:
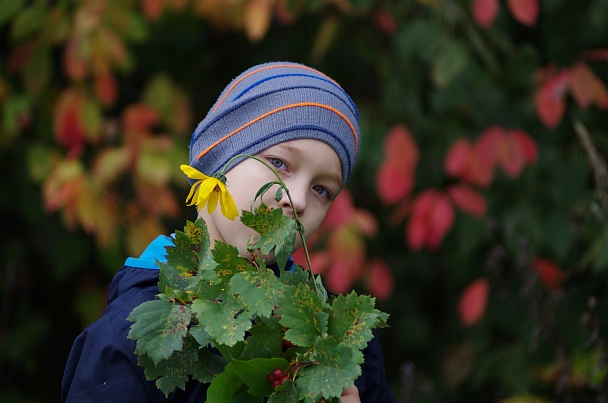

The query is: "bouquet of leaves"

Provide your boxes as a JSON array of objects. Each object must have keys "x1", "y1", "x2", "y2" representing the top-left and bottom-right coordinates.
[{"x1": 126, "y1": 156, "x2": 389, "y2": 402}]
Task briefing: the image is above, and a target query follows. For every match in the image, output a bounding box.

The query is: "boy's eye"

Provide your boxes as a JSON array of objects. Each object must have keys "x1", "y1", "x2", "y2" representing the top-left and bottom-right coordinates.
[
  {"x1": 269, "y1": 158, "x2": 287, "y2": 170},
  {"x1": 312, "y1": 185, "x2": 330, "y2": 199}
]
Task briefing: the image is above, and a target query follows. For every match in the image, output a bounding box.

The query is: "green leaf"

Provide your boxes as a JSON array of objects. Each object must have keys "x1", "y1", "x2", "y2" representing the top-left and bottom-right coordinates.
[
  {"x1": 279, "y1": 264, "x2": 311, "y2": 286},
  {"x1": 0, "y1": 0, "x2": 25, "y2": 27},
  {"x1": 127, "y1": 300, "x2": 191, "y2": 365},
  {"x1": 251, "y1": 181, "x2": 279, "y2": 210},
  {"x1": 127, "y1": 300, "x2": 190, "y2": 363},
  {"x1": 296, "y1": 338, "x2": 361, "y2": 402},
  {"x1": 137, "y1": 336, "x2": 199, "y2": 397},
  {"x1": 243, "y1": 316, "x2": 284, "y2": 359},
  {"x1": 23, "y1": 44, "x2": 51, "y2": 96},
  {"x1": 241, "y1": 204, "x2": 297, "y2": 271},
  {"x1": 232, "y1": 357, "x2": 289, "y2": 397},
  {"x1": 189, "y1": 322, "x2": 212, "y2": 348},
  {"x1": 212, "y1": 241, "x2": 255, "y2": 283},
  {"x1": 190, "y1": 347, "x2": 228, "y2": 384},
  {"x1": 206, "y1": 363, "x2": 243, "y2": 403},
  {"x1": 11, "y1": 2, "x2": 46, "y2": 40},
  {"x1": 432, "y1": 40, "x2": 469, "y2": 88},
  {"x1": 191, "y1": 293, "x2": 252, "y2": 346},
  {"x1": 327, "y1": 292, "x2": 380, "y2": 350},
  {"x1": 276, "y1": 283, "x2": 328, "y2": 347},
  {"x1": 230, "y1": 260, "x2": 283, "y2": 318},
  {"x1": 268, "y1": 379, "x2": 299, "y2": 402}
]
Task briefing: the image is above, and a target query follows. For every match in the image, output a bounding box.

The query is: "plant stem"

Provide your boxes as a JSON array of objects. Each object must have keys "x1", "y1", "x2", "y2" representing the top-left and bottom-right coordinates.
[{"x1": 220, "y1": 154, "x2": 320, "y2": 295}]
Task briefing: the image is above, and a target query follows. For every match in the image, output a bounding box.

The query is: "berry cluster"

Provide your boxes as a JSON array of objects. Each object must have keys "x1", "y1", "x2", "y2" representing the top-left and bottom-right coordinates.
[{"x1": 267, "y1": 368, "x2": 288, "y2": 389}]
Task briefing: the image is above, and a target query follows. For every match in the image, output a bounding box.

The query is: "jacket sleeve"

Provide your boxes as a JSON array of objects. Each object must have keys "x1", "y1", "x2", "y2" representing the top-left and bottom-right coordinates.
[
  {"x1": 61, "y1": 313, "x2": 164, "y2": 403},
  {"x1": 355, "y1": 330, "x2": 397, "y2": 403}
]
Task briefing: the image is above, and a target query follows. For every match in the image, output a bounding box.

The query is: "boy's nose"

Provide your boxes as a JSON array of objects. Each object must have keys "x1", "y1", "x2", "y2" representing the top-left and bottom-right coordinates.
[{"x1": 279, "y1": 181, "x2": 306, "y2": 218}]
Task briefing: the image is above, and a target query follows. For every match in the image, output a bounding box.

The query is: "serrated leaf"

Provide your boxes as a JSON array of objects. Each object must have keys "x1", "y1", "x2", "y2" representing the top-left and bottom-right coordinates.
[
  {"x1": 232, "y1": 357, "x2": 289, "y2": 397},
  {"x1": 212, "y1": 241, "x2": 255, "y2": 283},
  {"x1": 241, "y1": 204, "x2": 296, "y2": 271},
  {"x1": 189, "y1": 322, "x2": 212, "y2": 348},
  {"x1": 191, "y1": 293, "x2": 252, "y2": 346},
  {"x1": 165, "y1": 220, "x2": 208, "y2": 272},
  {"x1": 137, "y1": 336, "x2": 200, "y2": 397},
  {"x1": 127, "y1": 300, "x2": 190, "y2": 365},
  {"x1": 277, "y1": 283, "x2": 328, "y2": 347},
  {"x1": 230, "y1": 261, "x2": 283, "y2": 318},
  {"x1": 279, "y1": 264, "x2": 311, "y2": 286},
  {"x1": 190, "y1": 347, "x2": 228, "y2": 384},
  {"x1": 243, "y1": 316, "x2": 284, "y2": 359},
  {"x1": 160, "y1": 220, "x2": 219, "y2": 298},
  {"x1": 268, "y1": 379, "x2": 299, "y2": 402},
  {"x1": 296, "y1": 338, "x2": 361, "y2": 402},
  {"x1": 328, "y1": 292, "x2": 379, "y2": 350}
]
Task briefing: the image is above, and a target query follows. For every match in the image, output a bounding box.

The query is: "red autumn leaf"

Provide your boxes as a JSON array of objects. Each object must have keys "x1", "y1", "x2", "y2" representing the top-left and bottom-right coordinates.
[
  {"x1": 407, "y1": 190, "x2": 454, "y2": 251},
  {"x1": 142, "y1": 0, "x2": 167, "y2": 20},
  {"x1": 511, "y1": 129, "x2": 538, "y2": 164},
  {"x1": 534, "y1": 69, "x2": 571, "y2": 128},
  {"x1": 8, "y1": 41, "x2": 36, "y2": 74},
  {"x1": 445, "y1": 137, "x2": 494, "y2": 187},
  {"x1": 122, "y1": 104, "x2": 159, "y2": 134},
  {"x1": 324, "y1": 189, "x2": 356, "y2": 229},
  {"x1": 472, "y1": 0, "x2": 499, "y2": 28},
  {"x1": 94, "y1": 72, "x2": 118, "y2": 107},
  {"x1": 532, "y1": 258, "x2": 564, "y2": 292},
  {"x1": 352, "y1": 209, "x2": 378, "y2": 237},
  {"x1": 498, "y1": 132, "x2": 527, "y2": 178},
  {"x1": 458, "y1": 278, "x2": 489, "y2": 327},
  {"x1": 447, "y1": 184, "x2": 487, "y2": 217},
  {"x1": 444, "y1": 138, "x2": 474, "y2": 178},
  {"x1": 63, "y1": 37, "x2": 89, "y2": 81},
  {"x1": 374, "y1": 9, "x2": 397, "y2": 35},
  {"x1": 376, "y1": 124, "x2": 419, "y2": 205},
  {"x1": 580, "y1": 48, "x2": 608, "y2": 62},
  {"x1": 366, "y1": 259, "x2": 394, "y2": 301},
  {"x1": 570, "y1": 62, "x2": 608, "y2": 110},
  {"x1": 325, "y1": 227, "x2": 365, "y2": 294},
  {"x1": 507, "y1": 0, "x2": 539, "y2": 27},
  {"x1": 476, "y1": 126, "x2": 504, "y2": 174},
  {"x1": 54, "y1": 89, "x2": 87, "y2": 152},
  {"x1": 294, "y1": 249, "x2": 330, "y2": 276}
]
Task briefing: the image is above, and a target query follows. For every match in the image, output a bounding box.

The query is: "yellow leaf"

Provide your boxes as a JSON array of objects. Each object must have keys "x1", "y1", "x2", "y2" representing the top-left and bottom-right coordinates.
[
  {"x1": 243, "y1": 0, "x2": 274, "y2": 42},
  {"x1": 93, "y1": 147, "x2": 130, "y2": 185},
  {"x1": 127, "y1": 216, "x2": 165, "y2": 256}
]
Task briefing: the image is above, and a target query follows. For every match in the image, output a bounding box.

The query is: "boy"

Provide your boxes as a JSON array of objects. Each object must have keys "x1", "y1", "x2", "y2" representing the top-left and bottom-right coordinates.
[{"x1": 62, "y1": 62, "x2": 396, "y2": 402}]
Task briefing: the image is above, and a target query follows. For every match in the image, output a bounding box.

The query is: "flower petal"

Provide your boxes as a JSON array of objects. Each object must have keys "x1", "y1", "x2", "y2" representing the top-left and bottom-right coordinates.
[
  {"x1": 180, "y1": 164, "x2": 210, "y2": 180},
  {"x1": 220, "y1": 187, "x2": 239, "y2": 220},
  {"x1": 207, "y1": 186, "x2": 220, "y2": 214}
]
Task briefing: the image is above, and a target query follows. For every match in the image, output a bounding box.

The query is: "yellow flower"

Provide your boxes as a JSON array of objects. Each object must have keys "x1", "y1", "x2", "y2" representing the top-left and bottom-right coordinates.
[{"x1": 180, "y1": 164, "x2": 239, "y2": 220}]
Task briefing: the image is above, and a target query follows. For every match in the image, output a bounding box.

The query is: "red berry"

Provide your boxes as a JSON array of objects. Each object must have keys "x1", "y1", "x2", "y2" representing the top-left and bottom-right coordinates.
[
  {"x1": 273, "y1": 369, "x2": 284, "y2": 378},
  {"x1": 272, "y1": 379, "x2": 281, "y2": 388},
  {"x1": 267, "y1": 373, "x2": 275, "y2": 382}
]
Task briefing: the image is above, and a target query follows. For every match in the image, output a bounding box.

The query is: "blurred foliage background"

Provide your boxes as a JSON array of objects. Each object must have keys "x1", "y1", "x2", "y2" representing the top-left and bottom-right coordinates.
[{"x1": 1, "y1": 0, "x2": 608, "y2": 402}]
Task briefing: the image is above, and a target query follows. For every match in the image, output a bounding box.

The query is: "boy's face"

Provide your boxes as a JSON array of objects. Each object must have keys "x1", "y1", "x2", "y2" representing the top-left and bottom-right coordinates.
[{"x1": 199, "y1": 138, "x2": 343, "y2": 265}]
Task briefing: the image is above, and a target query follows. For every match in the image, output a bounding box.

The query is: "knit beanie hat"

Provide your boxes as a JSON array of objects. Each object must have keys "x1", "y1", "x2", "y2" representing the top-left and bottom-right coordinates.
[{"x1": 188, "y1": 61, "x2": 360, "y2": 185}]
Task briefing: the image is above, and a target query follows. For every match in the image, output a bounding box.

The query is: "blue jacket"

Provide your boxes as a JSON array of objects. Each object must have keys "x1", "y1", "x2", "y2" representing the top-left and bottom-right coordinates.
[{"x1": 62, "y1": 235, "x2": 396, "y2": 402}]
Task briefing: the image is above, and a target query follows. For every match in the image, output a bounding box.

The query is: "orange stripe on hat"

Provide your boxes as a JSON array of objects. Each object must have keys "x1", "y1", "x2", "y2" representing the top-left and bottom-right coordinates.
[
  {"x1": 197, "y1": 102, "x2": 358, "y2": 160},
  {"x1": 212, "y1": 64, "x2": 341, "y2": 113}
]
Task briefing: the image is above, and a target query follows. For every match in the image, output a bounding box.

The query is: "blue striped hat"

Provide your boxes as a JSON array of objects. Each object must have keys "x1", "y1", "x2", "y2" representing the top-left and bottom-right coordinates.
[{"x1": 188, "y1": 61, "x2": 360, "y2": 185}]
